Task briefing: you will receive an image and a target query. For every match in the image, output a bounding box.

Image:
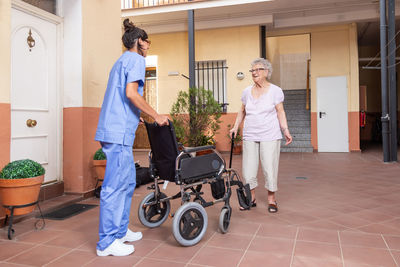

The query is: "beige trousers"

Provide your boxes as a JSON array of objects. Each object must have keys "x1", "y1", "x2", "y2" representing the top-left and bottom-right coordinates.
[{"x1": 242, "y1": 140, "x2": 281, "y2": 192}]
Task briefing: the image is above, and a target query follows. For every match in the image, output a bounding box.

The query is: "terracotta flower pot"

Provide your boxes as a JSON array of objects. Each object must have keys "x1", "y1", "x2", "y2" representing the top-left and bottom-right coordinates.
[
  {"x1": 0, "y1": 175, "x2": 44, "y2": 216},
  {"x1": 93, "y1": 160, "x2": 107, "y2": 181},
  {"x1": 233, "y1": 144, "x2": 242, "y2": 155}
]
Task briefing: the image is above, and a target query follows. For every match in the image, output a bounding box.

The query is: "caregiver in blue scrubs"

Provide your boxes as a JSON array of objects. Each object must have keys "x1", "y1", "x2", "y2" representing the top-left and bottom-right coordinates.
[{"x1": 95, "y1": 19, "x2": 169, "y2": 257}]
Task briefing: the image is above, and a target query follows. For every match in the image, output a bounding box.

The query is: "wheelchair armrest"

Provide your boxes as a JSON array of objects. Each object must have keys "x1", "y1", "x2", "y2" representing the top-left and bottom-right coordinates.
[{"x1": 183, "y1": 145, "x2": 215, "y2": 154}]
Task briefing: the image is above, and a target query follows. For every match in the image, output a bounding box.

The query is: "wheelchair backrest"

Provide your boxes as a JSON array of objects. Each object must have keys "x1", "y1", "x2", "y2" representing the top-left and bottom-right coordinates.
[{"x1": 145, "y1": 121, "x2": 179, "y2": 182}]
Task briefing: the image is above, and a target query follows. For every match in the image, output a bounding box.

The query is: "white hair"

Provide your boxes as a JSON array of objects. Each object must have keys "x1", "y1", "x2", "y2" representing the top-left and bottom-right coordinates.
[{"x1": 251, "y1": 58, "x2": 272, "y2": 80}]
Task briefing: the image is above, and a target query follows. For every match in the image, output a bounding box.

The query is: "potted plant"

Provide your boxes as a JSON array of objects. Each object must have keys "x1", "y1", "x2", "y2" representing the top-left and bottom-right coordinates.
[
  {"x1": 93, "y1": 148, "x2": 106, "y2": 186},
  {"x1": 170, "y1": 87, "x2": 221, "y2": 151},
  {"x1": 227, "y1": 124, "x2": 243, "y2": 155},
  {"x1": 0, "y1": 159, "x2": 45, "y2": 216}
]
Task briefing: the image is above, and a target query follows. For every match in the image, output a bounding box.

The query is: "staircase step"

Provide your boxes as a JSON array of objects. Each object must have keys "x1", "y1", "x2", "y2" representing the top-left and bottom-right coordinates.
[
  {"x1": 289, "y1": 127, "x2": 310, "y2": 134},
  {"x1": 290, "y1": 133, "x2": 311, "y2": 140},
  {"x1": 281, "y1": 139, "x2": 313, "y2": 147},
  {"x1": 286, "y1": 114, "x2": 310, "y2": 120},
  {"x1": 285, "y1": 109, "x2": 310, "y2": 116},
  {"x1": 281, "y1": 147, "x2": 314, "y2": 152},
  {"x1": 284, "y1": 103, "x2": 308, "y2": 110},
  {"x1": 283, "y1": 99, "x2": 306, "y2": 105},
  {"x1": 284, "y1": 94, "x2": 308, "y2": 100},
  {"x1": 283, "y1": 89, "x2": 307, "y2": 95},
  {"x1": 288, "y1": 120, "x2": 310, "y2": 127}
]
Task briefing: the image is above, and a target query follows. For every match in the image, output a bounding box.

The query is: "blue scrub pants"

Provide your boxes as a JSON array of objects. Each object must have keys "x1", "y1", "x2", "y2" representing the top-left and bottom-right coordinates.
[{"x1": 97, "y1": 142, "x2": 136, "y2": 251}]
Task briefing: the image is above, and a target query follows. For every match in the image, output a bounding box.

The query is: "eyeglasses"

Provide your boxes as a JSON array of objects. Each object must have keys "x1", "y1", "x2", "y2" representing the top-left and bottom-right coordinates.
[{"x1": 249, "y1": 68, "x2": 266, "y2": 73}]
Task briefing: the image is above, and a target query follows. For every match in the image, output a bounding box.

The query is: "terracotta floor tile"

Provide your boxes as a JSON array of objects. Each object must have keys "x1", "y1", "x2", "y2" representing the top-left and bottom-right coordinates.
[
  {"x1": 0, "y1": 241, "x2": 33, "y2": 261},
  {"x1": 328, "y1": 214, "x2": 371, "y2": 229},
  {"x1": 383, "y1": 235, "x2": 400, "y2": 250},
  {"x1": 226, "y1": 221, "x2": 260, "y2": 236},
  {"x1": 256, "y1": 224, "x2": 297, "y2": 239},
  {"x1": 147, "y1": 242, "x2": 200, "y2": 263},
  {"x1": 356, "y1": 223, "x2": 400, "y2": 236},
  {"x1": 248, "y1": 236, "x2": 294, "y2": 256},
  {"x1": 135, "y1": 258, "x2": 186, "y2": 267},
  {"x1": 45, "y1": 250, "x2": 96, "y2": 267},
  {"x1": 292, "y1": 256, "x2": 343, "y2": 267},
  {"x1": 297, "y1": 228, "x2": 339, "y2": 244},
  {"x1": 238, "y1": 250, "x2": 292, "y2": 267},
  {"x1": 6, "y1": 244, "x2": 71, "y2": 266},
  {"x1": 15, "y1": 229, "x2": 65, "y2": 244},
  {"x1": 300, "y1": 219, "x2": 348, "y2": 231},
  {"x1": 349, "y1": 209, "x2": 395, "y2": 224},
  {"x1": 342, "y1": 246, "x2": 397, "y2": 266},
  {"x1": 190, "y1": 246, "x2": 244, "y2": 267},
  {"x1": 294, "y1": 241, "x2": 341, "y2": 261},
  {"x1": 44, "y1": 230, "x2": 93, "y2": 248},
  {"x1": 339, "y1": 231, "x2": 387, "y2": 249},
  {"x1": 206, "y1": 233, "x2": 252, "y2": 250},
  {"x1": 83, "y1": 255, "x2": 141, "y2": 267}
]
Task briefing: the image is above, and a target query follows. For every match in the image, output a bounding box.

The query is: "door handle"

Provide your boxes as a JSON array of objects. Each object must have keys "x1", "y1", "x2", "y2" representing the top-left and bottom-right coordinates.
[
  {"x1": 319, "y1": 112, "x2": 326, "y2": 118},
  {"x1": 26, "y1": 119, "x2": 37, "y2": 127}
]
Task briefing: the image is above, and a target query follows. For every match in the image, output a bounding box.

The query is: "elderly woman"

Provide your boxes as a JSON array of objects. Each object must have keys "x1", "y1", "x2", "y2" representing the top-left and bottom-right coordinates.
[{"x1": 230, "y1": 58, "x2": 292, "y2": 213}]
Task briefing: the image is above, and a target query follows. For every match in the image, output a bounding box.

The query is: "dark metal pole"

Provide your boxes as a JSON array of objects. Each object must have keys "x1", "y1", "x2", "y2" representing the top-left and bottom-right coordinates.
[
  {"x1": 388, "y1": 0, "x2": 398, "y2": 161},
  {"x1": 188, "y1": 9, "x2": 196, "y2": 142},
  {"x1": 380, "y1": 0, "x2": 390, "y2": 162},
  {"x1": 188, "y1": 9, "x2": 195, "y2": 89},
  {"x1": 260, "y1": 25, "x2": 266, "y2": 59}
]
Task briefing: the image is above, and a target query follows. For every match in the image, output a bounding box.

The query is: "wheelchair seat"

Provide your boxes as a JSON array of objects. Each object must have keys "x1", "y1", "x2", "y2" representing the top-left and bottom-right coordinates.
[{"x1": 145, "y1": 121, "x2": 224, "y2": 184}]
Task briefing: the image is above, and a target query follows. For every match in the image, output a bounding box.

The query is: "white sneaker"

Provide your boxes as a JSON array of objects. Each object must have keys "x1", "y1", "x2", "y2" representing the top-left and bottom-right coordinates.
[
  {"x1": 96, "y1": 239, "x2": 134, "y2": 257},
  {"x1": 118, "y1": 229, "x2": 143, "y2": 243}
]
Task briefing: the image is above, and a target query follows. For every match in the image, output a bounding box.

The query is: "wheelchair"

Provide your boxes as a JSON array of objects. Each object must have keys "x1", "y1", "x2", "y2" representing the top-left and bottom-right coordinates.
[{"x1": 137, "y1": 121, "x2": 252, "y2": 246}]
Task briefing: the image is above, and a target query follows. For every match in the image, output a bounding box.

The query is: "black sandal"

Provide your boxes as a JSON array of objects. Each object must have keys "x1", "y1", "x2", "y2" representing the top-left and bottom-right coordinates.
[{"x1": 268, "y1": 202, "x2": 278, "y2": 213}]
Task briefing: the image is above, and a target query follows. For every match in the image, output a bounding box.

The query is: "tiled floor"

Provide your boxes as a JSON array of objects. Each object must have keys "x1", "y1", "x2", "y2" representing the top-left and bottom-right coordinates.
[{"x1": 1, "y1": 146, "x2": 400, "y2": 266}]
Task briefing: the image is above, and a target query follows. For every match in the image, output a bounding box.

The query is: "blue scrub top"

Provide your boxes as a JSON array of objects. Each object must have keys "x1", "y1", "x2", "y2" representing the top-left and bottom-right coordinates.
[{"x1": 95, "y1": 51, "x2": 145, "y2": 146}]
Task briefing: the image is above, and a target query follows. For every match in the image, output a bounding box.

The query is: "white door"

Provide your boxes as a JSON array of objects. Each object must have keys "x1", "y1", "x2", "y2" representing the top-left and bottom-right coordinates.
[
  {"x1": 316, "y1": 76, "x2": 349, "y2": 152},
  {"x1": 11, "y1": 8, "x2": 59, "y2": 183}
]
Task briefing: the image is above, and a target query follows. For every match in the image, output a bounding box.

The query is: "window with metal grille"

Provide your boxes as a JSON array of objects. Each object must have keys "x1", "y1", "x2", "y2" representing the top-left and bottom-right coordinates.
[{"x1": 195, "y1": 60, "x2": 228, "y2": 112}]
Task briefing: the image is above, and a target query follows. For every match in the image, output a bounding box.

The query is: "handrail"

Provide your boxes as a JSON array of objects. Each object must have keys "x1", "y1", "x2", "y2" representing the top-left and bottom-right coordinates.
[
  {"x1": 121, "y1": 0, "x2": 208, "y2": 9},
  {"x1": 306, "y1": 59, "x2": 310, "y2": 110}
]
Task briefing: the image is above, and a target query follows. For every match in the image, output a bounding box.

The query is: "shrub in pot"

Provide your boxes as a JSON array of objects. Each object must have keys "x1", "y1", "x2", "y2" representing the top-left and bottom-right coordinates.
[
  {"x1": 170, "y1": 87, "x2": 221, "y2": 148},
  {"x1": 0, "y1": 159, "x2": 45, "y2": 216},
  {"x1": 93, "y1": 148, "x2": 106, "y2": 183}
]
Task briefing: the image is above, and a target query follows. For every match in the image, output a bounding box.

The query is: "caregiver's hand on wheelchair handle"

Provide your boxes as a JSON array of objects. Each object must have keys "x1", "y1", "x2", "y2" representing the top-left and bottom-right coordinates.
[{"x1": 155, "y1": 115, "x2": 169, "y2": 126}]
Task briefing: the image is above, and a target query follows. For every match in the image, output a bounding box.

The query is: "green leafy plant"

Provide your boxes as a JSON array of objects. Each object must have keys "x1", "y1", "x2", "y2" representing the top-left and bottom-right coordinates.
[
  {"x1": 93, "y1": 148, "x2": 106, "y2": 160},
  {"x1": 226, "y1": 124, "x2": 242, "y2": 144},
  {"x1": 170, "y1": 87, "x2": 221, "y2": 147},
  {"x1": 0, "y1": 159, "x2": 45, "y2": 179}
]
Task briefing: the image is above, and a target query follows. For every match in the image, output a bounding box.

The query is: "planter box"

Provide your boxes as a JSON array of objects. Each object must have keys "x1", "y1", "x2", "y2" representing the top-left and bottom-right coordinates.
[
  {"x1": 93, "y1": 160, "x2": 106, "y2": 181},
  {"x1": 0, "y1": 175, "x2": 44, "y2": 216}
]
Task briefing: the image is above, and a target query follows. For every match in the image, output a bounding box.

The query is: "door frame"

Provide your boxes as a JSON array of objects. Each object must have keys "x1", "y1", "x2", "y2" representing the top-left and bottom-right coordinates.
[{"x1": 11, "y1": 0, "x2": 63, "y2": 183}]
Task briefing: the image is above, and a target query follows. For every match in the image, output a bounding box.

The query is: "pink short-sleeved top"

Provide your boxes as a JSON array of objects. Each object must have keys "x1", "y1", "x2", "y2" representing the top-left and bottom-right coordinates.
[{"x1": 241, "y1": 83, "x2": 284, "y2": 142}]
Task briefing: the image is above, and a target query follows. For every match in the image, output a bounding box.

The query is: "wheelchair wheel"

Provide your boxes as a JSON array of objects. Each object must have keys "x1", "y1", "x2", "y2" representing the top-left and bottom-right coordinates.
[
  {"x1": 172, "y1": 202, "x2": 207, "y2": 247},
  {"x1": 138, "y1": 192, "x2": 170, "y2": 228},
  {"x1": 218, "y1": 207, "x2": 231, "y2": 234}
]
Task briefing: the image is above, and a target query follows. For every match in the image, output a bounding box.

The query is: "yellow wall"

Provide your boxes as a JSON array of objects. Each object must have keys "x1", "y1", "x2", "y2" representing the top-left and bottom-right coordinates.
[
  {"x1": 81, "y1": 0, "x2": 121, "y2": 107},
  {"x1": 0, "y1": 0, "x2": 11, "y2": 103},
  {"x1": 149, "y1": 26, "x2": 259, "y2": 114}
]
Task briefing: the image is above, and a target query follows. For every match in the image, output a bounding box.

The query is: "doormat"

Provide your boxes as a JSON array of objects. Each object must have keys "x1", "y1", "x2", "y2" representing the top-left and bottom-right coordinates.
[{"x1": 41, "y1": 204, "x2": 98, "y2": 220}]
